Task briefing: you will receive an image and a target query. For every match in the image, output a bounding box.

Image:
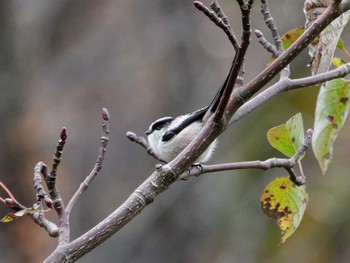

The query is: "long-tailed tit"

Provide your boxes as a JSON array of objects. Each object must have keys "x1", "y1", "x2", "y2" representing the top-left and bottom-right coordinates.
[{"x1": 145, "y1": 63, "x2": 232, "y2": 163}]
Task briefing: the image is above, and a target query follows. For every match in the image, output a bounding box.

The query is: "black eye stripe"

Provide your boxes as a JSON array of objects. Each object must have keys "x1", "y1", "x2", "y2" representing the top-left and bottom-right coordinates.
[
  {"x1": 145, "y1": 117, "x2": 173, "y2": 135},
  {"x1": 152, "y1": 117, "x2": 173, "y2": 129}
]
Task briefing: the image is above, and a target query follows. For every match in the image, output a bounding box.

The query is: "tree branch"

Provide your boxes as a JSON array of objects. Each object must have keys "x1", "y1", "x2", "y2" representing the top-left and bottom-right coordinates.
[
  {"x1": 39, "y1": 127, "x2": 69, "y2": 244},
  {"x1": 0, "y1": 180, "x2": 20, "y2": 206},
  {"x1": 1, "y1": 176, "x2": 59, "y2": 237},
  {"x1": 226, "y1": 1, "x2": 349, "y2": 120},
  {"x1": 255, "y1": 29, "x2": 279, "y2": 58},
  {"x1": 178, "y1": 128, "x2": 313, "y2": 185},
  {"x1": 66, "y1": 108, "x2": 110, "y2": 216},
  {"x1": 43, "y1": 1, "x2": 350, "y2": 261},
  {"x1": 194, "y1": 1, "x2": 240, "y2": 51},
  {"x1": 230, "y1": 62, "x2": 350, "y2": 125},
  {"x1": 260, "y1": 0, "x2": 282, "y2": 52},
  {"x1": 126, "y1": 131, "x2": 163, "y2": 161},
  {"x1": 213, "y1": 0, "x2": 253, "y2": 123}
]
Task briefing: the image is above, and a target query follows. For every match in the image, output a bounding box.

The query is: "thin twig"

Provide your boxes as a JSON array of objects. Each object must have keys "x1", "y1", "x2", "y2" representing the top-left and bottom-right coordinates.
[
  {"x1": 194, "y1": 1, "x2": 240, "y2": 51},
  {"x1": 126, "y1": 131, "x2": 163, "y2": 161},
  {"x1": 43, "y1": 127, "x2": 67, "y2": 205},
  {"x1": 44, "y1": 2, "x2": 350, "y2": 261},
  {"x1": 66, "y1": 108, "x2": 110, "y2": 215},
  {"x1": 255, "y1": 30, "x2": 279, "y2": 57},
  {"x1": 210, "y1": 0, "x2": 240, "y2": 51},
  {"x1": 260, "y1": 0, "x2": 282, "y2": 51},
  {"x1": 39, "y1": 127, "x2": 68, "y2": 243},
  {"x1": 213, "y1": 0, "x2": 253, "y2": 123},
  {"x1": 0, "y1": 181, "x2": 19, "y2": 205},
  {"x1": 230, "y1": 62, "x2": 350, "y2": 125},
  {"x1": 31, "y1": 213, "x2": 59, "y2": 237},
  {"x1": 178, "y1": 129, "x2": 313, "y2": 185},
  {"x1": 32, "y1": 162, "x2": 61, "y2": 238},
  {"x1": 211, "y1": 0, "x2": 231, "y2": 27},
  {"x1": 239, "y1": 1, "x2": 342, "y2": 100},
  {"x1": 1, "y1": 176, "x2": 59, "y2": 237},
  {"x1": 0, "y1": 181, "x2": 25, "y2": 212},
  {"x1": 33, "y1": 163, "x2": 53, "y2": 209},
  {"x1": 260, "y1": 0, "x2": 289, "y2": 79}
]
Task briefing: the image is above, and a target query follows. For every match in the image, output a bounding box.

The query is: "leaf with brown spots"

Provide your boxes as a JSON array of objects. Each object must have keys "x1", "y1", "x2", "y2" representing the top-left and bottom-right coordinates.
[
  {"x1": 261, "y1": 177, "x2": 308, "y2": 244},
  {"x1": 313, "y1": 79, "x2": 350, "y2": 174},
  {"x1": 281, "y1": 27, "x2": 304, "y2": 50},
  {"x1": 304, "y1": 1, "x2": 350, "y2": 74},
  {"x1": 267, "y1": 113, "x2": 305, "y2": 158},
  {"x1": 1, "y1": 207, "x2": 41, "y2": 223}
]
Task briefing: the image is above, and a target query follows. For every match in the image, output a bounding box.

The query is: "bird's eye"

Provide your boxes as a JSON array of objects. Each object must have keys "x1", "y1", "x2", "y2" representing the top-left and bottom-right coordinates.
[
  {"x1": 162, "y1": 130, "x2": 175, "y2": 141},
  {"x1": 155, "y1": 126, "x2": 163, "y2": 130}
]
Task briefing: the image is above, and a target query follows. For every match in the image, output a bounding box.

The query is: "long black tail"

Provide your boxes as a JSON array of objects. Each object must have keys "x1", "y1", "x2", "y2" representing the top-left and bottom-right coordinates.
[
  {"x1": 161, "y1": 59, "x2": 235, "y2": 141},
  {"x1": 205, "y1": 60, "x2": 235, "y2": 117}
]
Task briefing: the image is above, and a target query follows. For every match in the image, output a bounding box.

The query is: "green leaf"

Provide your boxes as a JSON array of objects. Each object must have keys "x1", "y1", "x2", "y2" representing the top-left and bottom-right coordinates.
[
  {"x1": 281, "y1": 29, "x2": 345, "y2": 55},
  {"x1": 336, "y1": 37, "x2": 350, "y2": 58},
  {"x1": 312, "y1": 79, "x2": 350, "y2": 174},
  {"x1": 267, "y1": 113, "x2": 305, "y2": 158},
  {"x1": 261, "y1": 177, "x2": 308, "y2": 244},
  {"x1": 337, "y1": 38, "x2": 345, "y2": 51},
  {"x1": 281, "y1": 28, "x2": 304, "y2": 50}
]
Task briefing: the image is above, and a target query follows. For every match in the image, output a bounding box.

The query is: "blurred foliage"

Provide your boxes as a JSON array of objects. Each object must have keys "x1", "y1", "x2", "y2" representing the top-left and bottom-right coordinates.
[{"x1": 0, "y1": 0, "x2": 350, "y2": 263}]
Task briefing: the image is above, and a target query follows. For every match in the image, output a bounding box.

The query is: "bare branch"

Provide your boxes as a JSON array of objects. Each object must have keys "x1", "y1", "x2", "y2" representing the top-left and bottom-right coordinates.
[
  {"x1": 66, "y1": 108, "x2": 110, "y2": 215},
  {"x1": 32, "y1": 162, "x2": 62, "y2": 238},
  {"x1": 230, "y1": 63, "x2": 350, "y2": 125},
  {"x1": 126, "y1": 131, "x2": 163, "y2": 161},
  {"x1": 44, "y1": 163, "x2": 178, "y2": 263},
  {"x1": 31, "y1": 214, "x2": 59, "y2": 237},
  {"x1": 178, "y1": 129, "x2": 313, "y2": 185},
  {"x1": 33, "y1": 163, "x2": 53, "y2": 209},
  {"x1": 0, "y1": 180, "x2": 20, "y2": 205},
  {"x1": 212, "y1": 0, "x2": 253, "y2": 123},
  {"x1": 49, "y1": 127, "x2": 67, "y2": 181},
  {"x1": 260, "y1": 0, "x2": 282, "y2": 51},
  {"x1": 258, "y1": 0, "x2": 290, "y2": 79},
  {"x1": 292, "y1": 129, "x2": 313, "y2": 164},
  {"x1": 194, "y1": 1, "x2": 240, "y2": 51},
  {"x1": 225, "y1": 1, "x2": 350, "y2": 125},
  {"x1": 210, "y1": 0, "x2": 231, "y2": 27},
  {"x1": 42, "y1": 127, "x2": 67, "y2": 209},
  {"x1": 255, "y1": 29, "x2": 279, "y2": 57},
  {"x1": 43, "y1": 2, "x2": 350, "y2": 261},
  {"x1": 37, "y1": 127, "x2": 69, "y2": 243},
  {"x1": 1, "y1": 176, "x2": 59, "y2": 237},
  {"x1": 240, "y1": 2, "x2": 343, "y2": 101},
  {"x1": 210, "y1": 0, "x2": 240, "y2": 51}
]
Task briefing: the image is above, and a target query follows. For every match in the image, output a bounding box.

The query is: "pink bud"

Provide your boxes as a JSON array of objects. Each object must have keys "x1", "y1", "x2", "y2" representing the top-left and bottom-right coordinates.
[
  {"x1": 194, "y1": 1, "x2": 204, "y2": 10},
  {"x1": 102, "y1": 108, "x2": 110, "y2": 121},
  {"x1": 126, "y1": 131, "x2": 137, "y2": 141},
  {"x1": 44, "y1": 196, "x2": 53, "y2": 209},
  {"x1": 255, "y1": 30, "x2": 263, "y2": 38},
  {"x1": 5, "y1": 198, "x2": 16, "y2": 207},
  {"x1": 60, "y1": 127, "x2": 67, "y2": 141}
]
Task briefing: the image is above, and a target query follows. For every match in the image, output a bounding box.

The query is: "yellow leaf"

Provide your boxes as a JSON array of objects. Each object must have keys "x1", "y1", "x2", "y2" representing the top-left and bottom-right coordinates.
[
  {"x1": 281, "y1": 28, "x2": 304, "y2": 50},
  {"x1": 261, "y1": 177, "x2": 308, "y2": 243},
  {"x1": 332, "y1": 57, "x2": 345, "y2": 67},
  {"x1": 1, "y1": 207, "x2": 41, "y2": 223},
  {"x1": 1, "y1": 213, "x2": 19, "y2": 223}
]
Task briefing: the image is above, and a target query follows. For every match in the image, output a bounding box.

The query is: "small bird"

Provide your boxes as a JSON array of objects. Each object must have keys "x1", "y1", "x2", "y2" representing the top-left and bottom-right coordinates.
[{"x1": 145, "y1": 62, "x2": 233, "y2": 163}]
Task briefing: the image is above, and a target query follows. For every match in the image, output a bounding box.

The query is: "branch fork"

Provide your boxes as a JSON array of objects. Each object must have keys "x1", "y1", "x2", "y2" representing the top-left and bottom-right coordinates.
[{"x1": 2, "y1": 1, "x2": 349, "y2": 262}]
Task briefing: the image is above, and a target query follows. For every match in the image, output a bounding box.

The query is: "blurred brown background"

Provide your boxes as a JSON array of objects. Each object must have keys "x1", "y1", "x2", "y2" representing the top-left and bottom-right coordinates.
[{"x1": 0, "y1": 0, "x2": 350, "y2": 262}]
